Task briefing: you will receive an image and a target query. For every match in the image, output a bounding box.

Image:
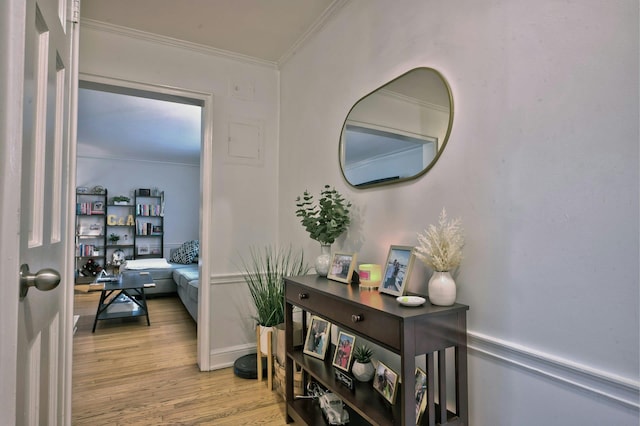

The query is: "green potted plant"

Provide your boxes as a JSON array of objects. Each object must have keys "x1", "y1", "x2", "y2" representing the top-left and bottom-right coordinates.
[
  {"x1": 239, "y1": 246, "x2": 310, "y2": 362},
  {"x1": 108, "y1": 233, "x2": 120, "y2": 244},
  {"x1": 295, "y1": 185, "x2": 352, "y2": 276},
  {"x1": 111, "y1": 195, "x2": 130, "y2": 205},
  {"x1": 351, "y1": 344, "x2": 375, "y2": 382}
]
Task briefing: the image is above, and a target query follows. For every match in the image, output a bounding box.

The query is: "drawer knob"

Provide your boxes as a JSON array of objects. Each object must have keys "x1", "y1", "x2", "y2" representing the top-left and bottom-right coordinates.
[
  {"x1": 351, "y1": 314, "x2": 363, "y2": 323},
  {"x1": 298, "y1": 293, "x2": 308, "y2": 300}
]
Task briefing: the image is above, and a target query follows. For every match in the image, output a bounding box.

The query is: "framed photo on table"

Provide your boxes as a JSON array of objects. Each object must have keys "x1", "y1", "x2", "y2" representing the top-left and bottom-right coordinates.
[
  {"x1": 303, "y1": 316, "x2": 331, "y2": 360},
  {"x1": 373, "y1": 361, "x2": 399, "y2": 404},
  {"x1": 332, "y1": 331, "x2": 355, "y2": 372},
  {"x1": 415, "y1": 368, "x2": 428, "y2": 424},
  {"x1": 327, "y1": 252, "x2": 357, "y2": 284},
  {"x1": 378, "y1": 245, "x2": 415, "y2": 297}
]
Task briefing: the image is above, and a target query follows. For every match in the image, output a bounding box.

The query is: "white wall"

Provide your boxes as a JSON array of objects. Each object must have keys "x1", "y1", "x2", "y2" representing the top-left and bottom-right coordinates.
[
  {"x1": 76, "y1": 156, "x2": 199, "y2": 253},
  {"x1": 278, "y1": 0, "x2": 639, "y2": 425},
  {"x1": 79, "y1": 22, "x2": 280, "y2": 366}
]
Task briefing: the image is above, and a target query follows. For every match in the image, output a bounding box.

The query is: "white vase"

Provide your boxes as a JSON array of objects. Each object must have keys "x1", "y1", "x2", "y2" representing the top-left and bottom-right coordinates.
[
  {"x1": 352, "y1": 361, "x2": 375, "y2": 382},
  {"x1": 315, "y1": 244, "x2": 331, "y2": 277},
  {"x1": 428, "y1": 271, "x2": 457, "y2": 306}
]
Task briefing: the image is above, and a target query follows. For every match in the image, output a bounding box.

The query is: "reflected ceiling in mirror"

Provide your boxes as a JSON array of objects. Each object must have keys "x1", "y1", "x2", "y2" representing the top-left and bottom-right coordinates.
[{"x1": 339, "y1": 67, "x2": 453, "y2": 188}]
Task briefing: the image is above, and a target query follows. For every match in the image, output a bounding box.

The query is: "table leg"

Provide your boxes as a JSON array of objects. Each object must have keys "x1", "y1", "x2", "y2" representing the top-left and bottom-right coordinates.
[
  {"x1": 142, "y1": 288, "x2": 150, "y2": 326},
  {"x1": 92, "y1": 289, "x2": 109, "y2": 333}
]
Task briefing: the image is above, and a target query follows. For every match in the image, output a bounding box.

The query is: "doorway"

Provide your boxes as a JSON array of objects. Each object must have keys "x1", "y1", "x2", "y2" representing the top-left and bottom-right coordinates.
[{"x1": 73, "y1": 75, "x2": 213, "y2": 369}]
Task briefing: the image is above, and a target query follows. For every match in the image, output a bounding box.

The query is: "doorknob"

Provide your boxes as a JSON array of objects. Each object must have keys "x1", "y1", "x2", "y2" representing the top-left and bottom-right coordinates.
[{"x1": 20, "y1": 264, "x2": 61, "y2": 299}]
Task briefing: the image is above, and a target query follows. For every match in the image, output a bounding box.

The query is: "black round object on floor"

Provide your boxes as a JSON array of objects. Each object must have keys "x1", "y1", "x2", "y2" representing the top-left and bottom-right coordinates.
[{"x1": 233, "y1": 353, "x2": 267, "y2": 379}]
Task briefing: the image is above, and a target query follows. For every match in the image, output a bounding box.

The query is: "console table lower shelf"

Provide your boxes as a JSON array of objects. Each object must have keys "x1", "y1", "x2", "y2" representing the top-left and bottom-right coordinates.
[{"x1": 288, "y1": 348, "x2": 461, "y2": 426}]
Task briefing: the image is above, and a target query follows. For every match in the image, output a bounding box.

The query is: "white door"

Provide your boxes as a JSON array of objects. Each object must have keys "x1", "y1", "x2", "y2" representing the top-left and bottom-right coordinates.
[{"x1": 0, "y1": 0, "x2": 78, "y2": 424}]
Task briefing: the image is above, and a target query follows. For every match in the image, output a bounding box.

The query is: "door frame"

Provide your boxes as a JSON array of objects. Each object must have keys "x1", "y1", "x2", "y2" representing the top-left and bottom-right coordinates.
[
  {"x1": 76, "y1": 72, "x2": 213, "y2": 370},
  {"x1": 0, "y1": 0, "x2": 27, "y2": 420}
]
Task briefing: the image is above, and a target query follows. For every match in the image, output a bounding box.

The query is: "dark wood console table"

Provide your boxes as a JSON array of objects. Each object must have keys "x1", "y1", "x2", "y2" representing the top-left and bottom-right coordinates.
[{"x1": 284, "y1": 275, "x2": 469, "y2": 426}]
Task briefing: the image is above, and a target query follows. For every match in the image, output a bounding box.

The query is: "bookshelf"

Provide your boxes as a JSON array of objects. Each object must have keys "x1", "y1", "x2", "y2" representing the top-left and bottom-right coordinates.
[
  {"x1": 75, "y1": 189, "x2": 107, "y2": 283},
  {"x1": 105, "y1": 200, "x2": 135, "y2": 270},
  {"x1": 134, "y1": 190, "x2": 164, "y2": 259}
]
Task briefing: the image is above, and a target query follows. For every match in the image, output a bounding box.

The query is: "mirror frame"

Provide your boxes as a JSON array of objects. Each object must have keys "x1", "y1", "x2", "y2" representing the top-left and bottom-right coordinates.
[{"x1": 339, "y1": 67, "x2": 454, "y2": 189}]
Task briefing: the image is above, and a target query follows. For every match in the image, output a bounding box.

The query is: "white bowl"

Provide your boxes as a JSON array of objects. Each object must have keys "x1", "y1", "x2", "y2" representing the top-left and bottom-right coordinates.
[{"x1": 396, "y1": 296, "x2": 426, "y2": 307}]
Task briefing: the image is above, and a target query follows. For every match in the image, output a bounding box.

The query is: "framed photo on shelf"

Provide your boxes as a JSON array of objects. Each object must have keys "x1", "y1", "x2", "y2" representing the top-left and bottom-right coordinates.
[
  {"x1": 378, "y1": 245, "x2": 416, "y2": 297},
  {"x1": 152, "y1": 225, "x2": 163, "y2": 234},
  {"x1": 137, "y1": 188, "x2": 151, "y2": 196},
  {"x1": 137, "y1": 245, "x2": 150, "y2": 255},
  {"x1": 91, "y1": 201, "x2": 105, "y2": 214},
  {"x1": 303, "y1": 315, "x2": 331, "y2": 360},
  {"x1": 80, "y1": 223, "x2": 103, "y2": 236},
  {"x1": 327, "y1": 252, "x2": 357, "y2": 284},
  {"x1": 373, "y1": 361, "x2": 399, "y2": 404},
  {"x1": 332, "y1": 331, "x2": 356, "y2": 372},
  {"x1": 415, "y1": 368, "x2": 428, "y2": 424}
]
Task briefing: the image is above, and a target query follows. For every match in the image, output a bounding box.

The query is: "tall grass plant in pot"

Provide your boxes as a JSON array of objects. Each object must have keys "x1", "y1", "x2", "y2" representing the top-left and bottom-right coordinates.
[
  {"x1": 239, "y1": 246, "x2": 310, "y2": 359},
  {"x1": 415, "y1": 208, "x2": 465, "y2": 306},
  {"x1": 295, "y1": 185, "x2": 352, "y2": 276}
]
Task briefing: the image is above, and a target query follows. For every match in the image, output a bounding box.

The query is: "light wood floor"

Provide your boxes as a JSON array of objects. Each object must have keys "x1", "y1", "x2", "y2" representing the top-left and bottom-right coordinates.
[{"x1": 72, "y1": 288, "x2": 287, "y2": 425}]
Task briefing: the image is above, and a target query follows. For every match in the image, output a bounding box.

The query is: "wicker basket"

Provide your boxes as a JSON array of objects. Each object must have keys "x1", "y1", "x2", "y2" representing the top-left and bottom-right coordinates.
[{"x1": 274, "y1": 359, "x2": 304, "y2": 398}]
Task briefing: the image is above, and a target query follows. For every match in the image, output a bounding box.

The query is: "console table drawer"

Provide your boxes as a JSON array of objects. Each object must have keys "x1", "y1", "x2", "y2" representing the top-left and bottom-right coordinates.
[{"x1": 286, "y1": 282, "x2": 401, "y2": 350}]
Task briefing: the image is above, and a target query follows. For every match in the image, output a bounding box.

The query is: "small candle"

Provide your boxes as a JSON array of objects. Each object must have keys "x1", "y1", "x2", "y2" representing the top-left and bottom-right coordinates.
[{"x1": 358, "y1": 264, "x2": 382, "y2": 290}]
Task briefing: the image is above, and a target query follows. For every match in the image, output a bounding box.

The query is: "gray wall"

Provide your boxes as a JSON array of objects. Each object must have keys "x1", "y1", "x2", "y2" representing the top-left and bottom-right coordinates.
[
  {"x1": 278, "y1": 0, "x2": 639, "y2": 424},
  {"x1": 76, "y1": 156, "x2": 200, "y2": 253},
  {"x1": 79, "y1": 21, "x2": 281, "y2": 366}
]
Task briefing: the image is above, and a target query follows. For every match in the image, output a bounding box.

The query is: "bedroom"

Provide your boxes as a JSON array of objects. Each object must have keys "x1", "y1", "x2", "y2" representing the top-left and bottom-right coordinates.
[{"x1": 75, "y1": 81, "x2": 202, "y2": 320}]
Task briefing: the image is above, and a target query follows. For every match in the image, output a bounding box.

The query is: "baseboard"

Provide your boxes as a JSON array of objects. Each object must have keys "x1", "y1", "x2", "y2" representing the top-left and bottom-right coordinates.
[
  {"x1": 208, "y1": 343, "x2": 255, "y2": 371},
  {"x1": 467, "y1": 330, "x2": 640, "y2": 410}
]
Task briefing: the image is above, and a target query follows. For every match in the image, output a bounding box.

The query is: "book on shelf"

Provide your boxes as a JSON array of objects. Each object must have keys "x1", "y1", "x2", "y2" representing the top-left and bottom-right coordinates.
[
  {"x1": 136, "y1": 203, "x2": 161, "y2": 217},
  {"x1": 136, "y1": 221, "x2": 156, "y2": 235}
]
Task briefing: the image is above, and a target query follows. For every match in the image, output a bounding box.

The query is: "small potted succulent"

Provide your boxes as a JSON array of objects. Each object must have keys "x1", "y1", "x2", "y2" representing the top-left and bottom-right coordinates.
[
  {"x1": 351, "y1": 344, "x2": 375, "y2": 382},
  {"x1": 108, "y1": 233, "x2": 121, "y2": 244}
]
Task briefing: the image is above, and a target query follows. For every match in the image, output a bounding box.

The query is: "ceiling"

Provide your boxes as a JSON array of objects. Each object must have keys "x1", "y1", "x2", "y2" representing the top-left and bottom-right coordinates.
[
  {"x1": 77, "y1": 1, "x2": 341, "y2": 165},
  {"x1": 80, "y1": 0, "x2": 338, "y2": 64}
]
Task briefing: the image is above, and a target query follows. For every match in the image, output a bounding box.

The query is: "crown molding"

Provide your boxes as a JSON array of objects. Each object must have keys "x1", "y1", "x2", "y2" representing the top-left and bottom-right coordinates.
[
  {"x1": 80, "y1": 18, "x2": 278, "y2": 69},
  {"x1": 278, "y1": 0, "x2": 351, "y2": 67}
]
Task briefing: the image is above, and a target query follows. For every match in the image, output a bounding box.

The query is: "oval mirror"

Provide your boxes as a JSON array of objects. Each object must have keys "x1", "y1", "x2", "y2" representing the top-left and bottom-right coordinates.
[{"x1": 339, "y1": 67, "x2": 454, "y2": 188}]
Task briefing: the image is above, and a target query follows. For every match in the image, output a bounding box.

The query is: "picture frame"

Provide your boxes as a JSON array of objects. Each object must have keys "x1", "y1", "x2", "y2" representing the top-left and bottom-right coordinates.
[
  {"x1": 91, "y1": 201, "x2": 105, "y2": 214},
  {"x1": 373, "y1": 361, "x2": 399, "y2": 404},
  {"x1": 378, "y1": 245, "x2": 415, "y2": 297},
  {"x1": 415, "y1": 368, "x2": 428, "y2": 424},
  {"x1": 332, "y1": 331, "x2": 356, "y2": 372},
  {"x1": 80, "y1": 223, "x2": 103, "y2": 236},
  {"x1": 327, "y1": 252, "x2": 357, "y2": 284},
  {"x1": 137, "y1": 188, "x2": 151, "y2": 196},
  {"x1": 137, "y1": 245, "x2": 150, "y2": 255},
  {"x1": 152, "y1": 225, "x2": 163, "y2": 234},
  {"x1": 303, "y1": 316, "x2": 331, "y2": 360}
]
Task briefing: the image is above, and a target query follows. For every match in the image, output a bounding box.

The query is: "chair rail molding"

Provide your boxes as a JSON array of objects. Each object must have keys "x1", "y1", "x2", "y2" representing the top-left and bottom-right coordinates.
[{"x1": 468, "y1": 331, "x2": 639, "y2": 410}]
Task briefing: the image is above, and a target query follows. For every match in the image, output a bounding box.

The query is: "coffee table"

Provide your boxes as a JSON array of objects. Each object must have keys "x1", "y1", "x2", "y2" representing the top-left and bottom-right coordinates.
[{"x1": 92, "y1": 271, "x2": 155, "y2": 332}]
